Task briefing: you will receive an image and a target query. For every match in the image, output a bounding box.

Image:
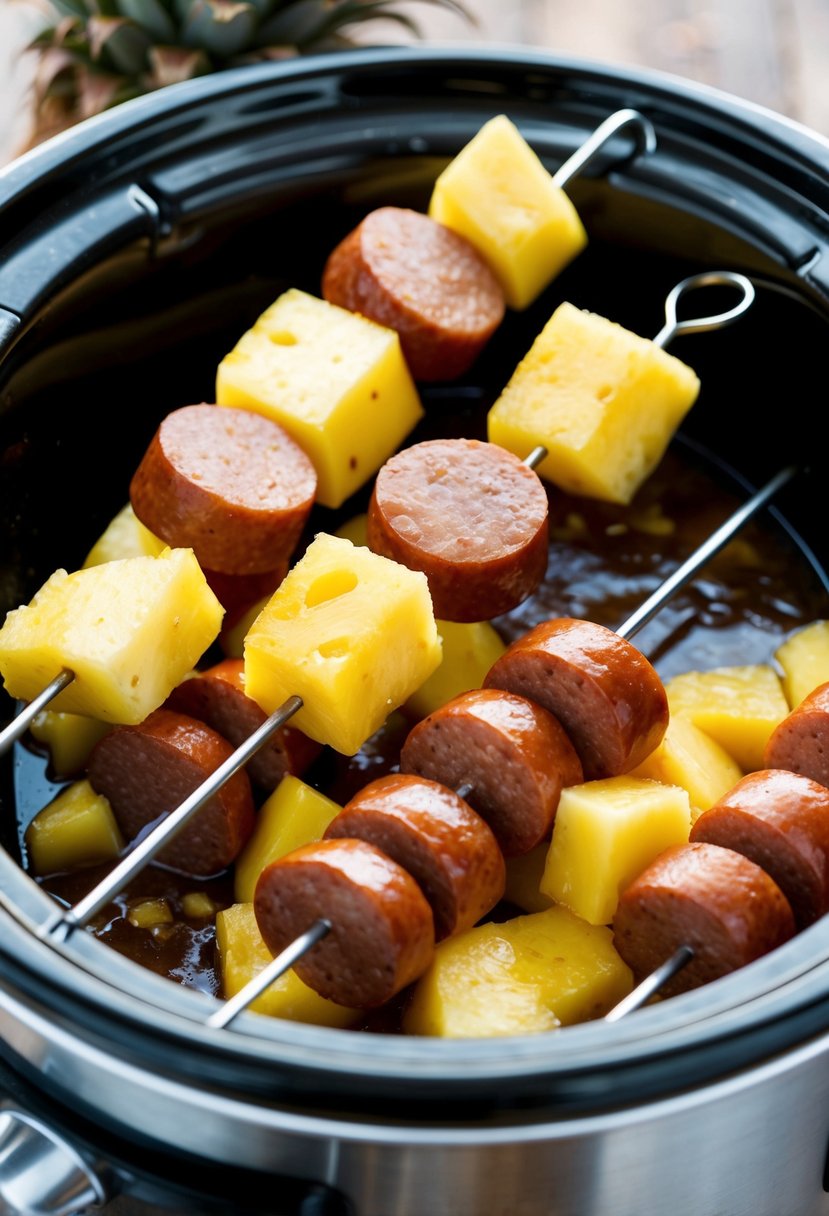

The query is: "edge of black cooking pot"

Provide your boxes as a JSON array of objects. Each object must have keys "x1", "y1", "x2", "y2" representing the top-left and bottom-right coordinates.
[{"x1": 2, "y1": 45, "x2": 829, "y2": 1121}]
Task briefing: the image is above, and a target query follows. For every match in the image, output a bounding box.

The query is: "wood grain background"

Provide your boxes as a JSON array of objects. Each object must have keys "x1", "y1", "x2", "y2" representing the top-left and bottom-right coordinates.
[{"x1": 2, "y1": 0, "x2": 828, "y2": 167}]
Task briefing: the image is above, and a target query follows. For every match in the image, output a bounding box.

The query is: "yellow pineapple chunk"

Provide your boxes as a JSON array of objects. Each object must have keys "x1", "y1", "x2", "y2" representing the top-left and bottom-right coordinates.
[
  {"x1": 216, "y1": 288, "x2": 423, "y2": 508},
  {"x1": 541, "y1": 776, "x2": 691, "y2": 925},
  {"x1": 666, "y1": 664, "x2": 789, "y2": 772},
  {"x1": 630, "y1": 716, "x2": 743, "y2": 818},
  {"x1": 216, "y1": 903, "x2": 360, "y2": 1026},
  {"x1": 404, "y1": 619, "x2": 506, "y2": 721},
  {"x1": 234, "y1": 775, "x2": 341, "y2": 902},
  {"x1": 488, "y1": 302, "x2": 700, "y2": 503},
  {"x1": 181, "y1": 892, "x2": 221, "y2": 919},
  {"x1": 219, "y1": 595, "x2": 270, "y2": 660},
  {"x1": 428, "y1": 115, "x2": 587, "y2": 310},
  {"x1": 83, "y1": 503, "x2": 165, "y2": 568},
  {"x1": 503, "y1": 842, "x2": 554, "y2": 914},
  {"x1": 29, "y1": 710, "x2": 111, "y2": 777},
  {"x1": 244, "y1": 533, "x2": 441, "y2": 755},
  {"x1": 0, "y1": 549, "x2": 223, "y2": 724},
  {"x1": 25, "y1": 779, "x2": 124, "y2": 875},
  {"x1": 128, "y1": 898, "x2": 174, "y2": 929},
  {"x1": 404, "y1": 904, "x2": 632, "y2": 1037},
  {"x1": 334, "y1": 513, "x2": 369, "y2": 547},
  {"x1": 775, "y1": 620, "x2": 829, "y2": 709}
]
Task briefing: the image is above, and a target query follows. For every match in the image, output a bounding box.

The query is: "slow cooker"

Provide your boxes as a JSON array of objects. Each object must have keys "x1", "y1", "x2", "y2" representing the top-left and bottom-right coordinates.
[{"x1": 2, "y1": 44, "x2": 829, "y2": 1216}]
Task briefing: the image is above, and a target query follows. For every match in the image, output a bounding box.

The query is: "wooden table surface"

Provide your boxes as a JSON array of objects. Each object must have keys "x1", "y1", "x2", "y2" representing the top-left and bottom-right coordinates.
[{"x1": 2, "y1": 0, "x2": 829, "y2": 167}]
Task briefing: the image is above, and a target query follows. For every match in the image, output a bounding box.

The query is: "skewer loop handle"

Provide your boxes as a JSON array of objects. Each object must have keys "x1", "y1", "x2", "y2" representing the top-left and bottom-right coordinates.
[
  {"x1": 653, "y1": 271, "x2": 755, "y2": 349},
  {"x1": 552, "y1": 109, "x2": 657, "y2": 191}
]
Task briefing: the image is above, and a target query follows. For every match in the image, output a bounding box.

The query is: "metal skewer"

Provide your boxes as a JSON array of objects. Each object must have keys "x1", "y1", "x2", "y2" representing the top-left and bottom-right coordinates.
[
  {"x1": 551, "y1": 108, "x2": 657, "y2": 192},
  {"x1": 604, "y1": 946, "x2": 695, "y2": 1021}
]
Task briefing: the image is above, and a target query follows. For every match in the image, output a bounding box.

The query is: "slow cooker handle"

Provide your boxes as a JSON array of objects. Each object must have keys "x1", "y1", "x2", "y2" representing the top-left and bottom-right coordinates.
[{"x1": 0, "y1": 1108, "x2": 109, "y2": 1215}]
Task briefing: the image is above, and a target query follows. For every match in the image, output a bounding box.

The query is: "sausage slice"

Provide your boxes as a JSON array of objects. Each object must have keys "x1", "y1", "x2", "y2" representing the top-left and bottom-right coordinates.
[
  {"x1": 367, "y1": 438, "x2": 549, "y2": 622},
  {"x1": 324, "y1": 773, "x2": 505, "y2": 939},
  {"x1": 166, "y1": 660, "x2": 321, "y2": 792},
  {"x1": 484, "y1": 618, "x2": 668, "y2": 780},
  {"x1": 130, "y1": 403, "x2": 317, "y2": 574},
  {"x1": 254, "y1": 838, "x2": 435, "y2": 1007},
  {"x1": 691, "y1": 769, "x2": 829, "y2": 928},
  {"x1": 87, "y1": 708, "x2": 255, "y2": 875},
  {"x1": 322, "y1": 206, "x2": 505, "y2": 381},
  {"x1": 763, "y1": 682, "x2": 829, "y2": 789},
  {"x1": 613, "y1": 842, "x2": 795, "y2": 997},
  {"x1": 400, "y1": 688, "x2": 582, "y2": 856}
]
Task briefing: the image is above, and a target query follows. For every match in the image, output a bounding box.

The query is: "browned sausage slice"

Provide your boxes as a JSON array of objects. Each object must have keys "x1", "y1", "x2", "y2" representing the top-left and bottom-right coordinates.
[
  {"x1": 690, "y1": 768, "x2": 829, "y2": 928},
  {"x1": 87, "y1": 708, "x2": 255, "y2": 875},
  {"x1": 324, "y1": 773, "x2": 505, "y2": 939},
  {"x1": 484, "y1": 618, "x2": 668, "y2": 780},
  {"x1": 367, "y1": 439, "x2": 549, "y2": 622},
  {"x1": 763, "y1": 682, "x2": 829, "y2": 789},
  {"x1": 613, "y1": 842, "x2": 795, "y2": 997},
  {"x1": 322, "y1": 207, "x2": 505, "y2": 381},
  {"x1": 400, "y1": 688, "x2": 582, "y2": 856},
  {"x1": 165, "y1": 660, "x2": 321, "y2": 792},
  {"x1": 130, "y1": 403, "x2": 317, "y2": 575},
  {"x1": 254, "y1": 838, "x2": 435, "y2": 1008}
]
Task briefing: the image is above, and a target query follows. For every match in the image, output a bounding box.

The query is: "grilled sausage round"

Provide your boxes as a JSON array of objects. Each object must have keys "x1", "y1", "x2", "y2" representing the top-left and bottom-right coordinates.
[
  {"x1": 324, "y1": 773, "x2": 505, "y2": 940},
  {"x1": 321, "y1": 206, "x2": 505, "y2": 381},
  {"x1": 165, "y1": 660, "x2": 320, "y2": 792},
  {"x1": 690, "y1": 768, "x2": 829, "y2": 929},
  {"x1": 763, "y1": 681, "x2": 829, "y2": 789},
  {"x1": 484, "y1": 618, "x2": 668, "y2": 780},
  {"x1": 400, "y1": 688, "x2": 583, "y2": 856},
  {"x1": 613, "y1": 842, "x2": 795, "y2": 997},
  {"x1": 130, "y1": 403, "x2": 317, "y2": 574},
  {"x1": 254, "y1": 837, "x2": 435, "y2": 1008},
  {"x1": 367, "y1": 438, "x2": 549, "y2": 622},
  {"x1": 86, "y1": 708, "x2": 255, "y2": 875}
]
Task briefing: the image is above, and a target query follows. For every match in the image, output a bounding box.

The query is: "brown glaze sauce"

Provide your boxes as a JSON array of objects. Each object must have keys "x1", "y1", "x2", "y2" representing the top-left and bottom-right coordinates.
[{"x1": 17, "y1": 440, "x2": 828, "y2": 1027}]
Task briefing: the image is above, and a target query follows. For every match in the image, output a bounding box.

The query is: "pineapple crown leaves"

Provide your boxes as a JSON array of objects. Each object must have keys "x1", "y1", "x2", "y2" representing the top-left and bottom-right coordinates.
[{"x1": 33, "y1": 0, "x2": 476, "y2": 69}]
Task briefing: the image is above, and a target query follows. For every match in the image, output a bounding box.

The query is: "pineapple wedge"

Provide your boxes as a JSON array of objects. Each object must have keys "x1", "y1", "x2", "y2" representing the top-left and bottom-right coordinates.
[
  {"x1": 488, "y1": 302, "x2": 700, "y2": 504},
  {"x1": 244, "y1": 533, "x2": 441, "y2": 755},
  {"x1": 666, "y1": 664, "x2": 789, "y2": 772},
  {"x1": 83, "y1": 503, "x2": 165, "y2": 568},
  {"x1": 216, "y1": 288, "x2": 423, "y2": 508},
  {"x1": 29, "y1": 710, "x2": 111, "y2": 777},
  {"x1": 25, "y1": 779, "x2": 124, "y2": 875},
  {"x1": 404, "y1": 619, "x2": 506, "y2": 721},
  {"x1": 630, "y1": 715, "x2": 743, "y2": 818},
  {"x1": 541, "y1": 776, "x2": 691, "y2": 925},
  {"x1": 404, "y1": 904, "x2": 632, "y2": 1037},
  {"x1": 0, "y1": 548, "x2": 223, "y2": 723},
  {"x1": 775, "y1": 620, "x2": 829, "y2": 709},
  {"x1": 428, "y1": 114, "x2": 587, "y2": 310},
  {"x1": 216, "y1": 903, "x2": 359, "y2": 1026},
  {"x1": 234, "y1": 775, "x2": 341, "y2": 903}
]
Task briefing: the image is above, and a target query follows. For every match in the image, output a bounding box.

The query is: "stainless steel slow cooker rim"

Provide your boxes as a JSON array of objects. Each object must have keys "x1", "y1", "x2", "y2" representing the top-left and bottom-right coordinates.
[{"x1": 3, "y1": 44, "x2": 829, "y2": 1111}]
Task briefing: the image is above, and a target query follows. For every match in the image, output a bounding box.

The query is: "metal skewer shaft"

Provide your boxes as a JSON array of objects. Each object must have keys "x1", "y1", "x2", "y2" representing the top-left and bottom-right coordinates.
[
  {"x1": 616, "y1": 463, "x2": 798, "y2": 641},
  {"x1": 551, "y1": 109, "x2": 657, "y2": 192},
  {"x1": 604, "y1": 946, "x2": 694, "y2": 1022},
  {"x1": 0, "y1": 668, "x2": 75, "y2": 757},
  {"x1": 38, "y1": 695, "x2": 303, "y2": 939}
]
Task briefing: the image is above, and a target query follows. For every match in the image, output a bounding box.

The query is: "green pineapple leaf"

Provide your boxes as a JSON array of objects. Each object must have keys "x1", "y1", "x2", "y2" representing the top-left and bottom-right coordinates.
[
  {"x1": 86, "y1": 15, "x2": 153, "y2": 74},
  {"x1": 181, "y1": 0, "x2": 260, "y2": 56},
  {"x1": 116, "y1": 0, "x2": 177, "y2": 42}
]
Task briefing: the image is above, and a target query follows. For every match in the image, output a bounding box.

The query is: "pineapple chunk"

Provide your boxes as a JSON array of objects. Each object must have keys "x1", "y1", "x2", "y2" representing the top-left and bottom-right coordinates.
[
  {"x1": 181, "y1": 892, "x2": 221, "y2": 919},
  {"x1": 503, "y1": 842, "x2": 554, "y2": 914},
  {"x1": 244, "y1": 533, "x2": 441, "y2": 755},
  {"x1": 29, "y1": 710, "x2": 111, "y2": 777},
  {"x1": 0, "y1": 549, "x2": 223, "y2": 724},
  {"x1": 666, "y1": 664, "x2": 789, "y2": 772},
  {"x1": 428, "y1": 115, "x2": 587, "y2": 310},
  {"x1": 630, "y1": 716, "x2": 743, "y2": 818},
  {"x1": 216, "y1": 903, "x2": 359, "y2": 1026},
  {"x1": 488, "y1": 302, "x2": 700, "y2": 504},
  {"x1": 128, "y1": 898, "x2": 174, "y2": 929},
  {"x1": 334, "y1": 513, "x2": 369, "y2": 548},
  {"x1": 216, "y1": 288, "x2": 423, "y2": 508},
  {"x1": 404, "y1": 619, "x2": 506, "y2": 721},
  {"x1": 775, "y1": 620, "x2": 829, "y2": 709},
  {"x1": 404, "y1": 904, "x2": 632, "y2": 1037},
  {"x1": 234, "y1": 775, "x2": 341, "y2": 902},
  {"x1": 25, "y1": 779, "x2": 124, "y2": 875},
  {"x1": 219, "y1": 595, "x2": 270, "y2": 660},
  {"x1": 541, "y1": 776, "x2": 691, "y2": 925},
  {"x1": 83, "y1": 503, "x2": 165, "y2": 568}
]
